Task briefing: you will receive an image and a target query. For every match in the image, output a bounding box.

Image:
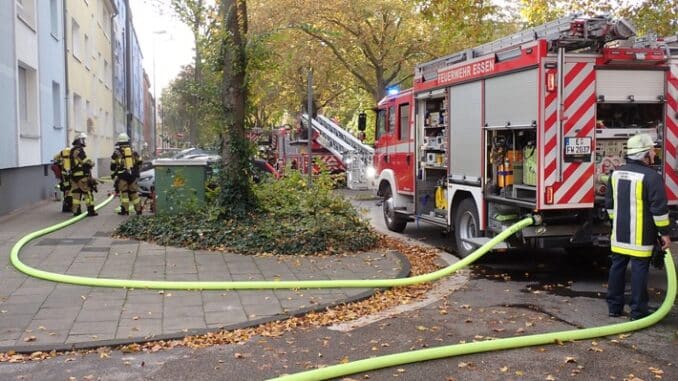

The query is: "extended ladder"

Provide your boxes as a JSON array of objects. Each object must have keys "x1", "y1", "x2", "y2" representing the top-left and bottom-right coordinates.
[
  {"x1": 301, "y1": 114, "x2": 374, "y2": 190},
  {"x1": 418, "y1": 14, "x2": 636, "y2": 80}
]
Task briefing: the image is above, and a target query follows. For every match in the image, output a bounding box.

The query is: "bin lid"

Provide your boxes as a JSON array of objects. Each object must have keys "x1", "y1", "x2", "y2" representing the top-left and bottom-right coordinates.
[{"x1": 152, "y1": 158, "x2": 209, "y2": 167}]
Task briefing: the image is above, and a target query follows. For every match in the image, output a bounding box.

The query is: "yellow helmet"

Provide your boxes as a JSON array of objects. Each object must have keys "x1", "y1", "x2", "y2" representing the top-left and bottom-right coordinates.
[
  {"x1": 117, "y1": 132, "x2": 130, "y2": 144},
  {"x1": 626, "y1": 133, "x2": 656, "y2": 156}
]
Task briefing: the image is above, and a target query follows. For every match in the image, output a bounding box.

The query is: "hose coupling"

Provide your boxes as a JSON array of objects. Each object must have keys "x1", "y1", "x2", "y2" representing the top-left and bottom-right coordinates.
[{"x1": 531, "y1": 214, "x2": 543, "y2": 225}]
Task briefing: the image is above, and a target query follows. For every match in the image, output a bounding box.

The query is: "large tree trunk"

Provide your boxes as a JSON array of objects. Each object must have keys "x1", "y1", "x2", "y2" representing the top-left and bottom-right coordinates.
[{"x1": 219, "y1": 0, "x2": 254, "y2": 215}]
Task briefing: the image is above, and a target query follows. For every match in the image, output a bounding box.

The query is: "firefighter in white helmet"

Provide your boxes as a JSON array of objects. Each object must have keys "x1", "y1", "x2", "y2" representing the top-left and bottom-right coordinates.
[
  {"x1": 605, "y1": 133, "x2": 670, "y2": 320},
  {"x1": 110, "y1": 133, "x2": 143, "y2": 215},
  {"x1": 70, "y1": 132, "x2": 98, "y2": 216}
]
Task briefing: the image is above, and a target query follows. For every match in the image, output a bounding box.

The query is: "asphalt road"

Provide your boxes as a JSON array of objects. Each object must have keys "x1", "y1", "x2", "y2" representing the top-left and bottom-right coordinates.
[{"x1": 1, "y1": 190, "x2": 676, "y2": 381}]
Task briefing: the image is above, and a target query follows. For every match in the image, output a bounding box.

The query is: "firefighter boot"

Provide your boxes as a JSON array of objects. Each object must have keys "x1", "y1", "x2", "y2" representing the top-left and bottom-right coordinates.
[
  {"x1": 87, "y1": 206, "x2": 98, "y2": 217},
  {"x1": 117, "y1": 206, "x2": 128, "y2": 216},
  {"x1": 62, "y1": 196, "x2": 73, "y2": 213}
]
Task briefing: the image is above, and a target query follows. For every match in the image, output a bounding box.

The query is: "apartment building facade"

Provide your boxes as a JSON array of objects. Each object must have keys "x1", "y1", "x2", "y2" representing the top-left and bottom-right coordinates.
[
  {"x1": 0, "y1": 0, "x2": 67, "y2": 216},
  {"x1": 64, "y1": 0, "x2": 116, "y2": 177},
  {"x1": 0, "y1": 0, "x2": 154, "y2": 215},
  {"x1": 143, "y1": 71, "x2": 155, "y2": 158},
  {"x1": 113, "y1": 0, "x2": 147, "y2": 155}
]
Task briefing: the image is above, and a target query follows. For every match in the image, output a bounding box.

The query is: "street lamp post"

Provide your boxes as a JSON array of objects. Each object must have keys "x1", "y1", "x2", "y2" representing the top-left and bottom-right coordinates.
[
  {"x1": 307, "y1": 68, "x2": 313, "y2": 186},
  {"x1": 152, "y1": 30, "x2": 167, "y2": 152}
]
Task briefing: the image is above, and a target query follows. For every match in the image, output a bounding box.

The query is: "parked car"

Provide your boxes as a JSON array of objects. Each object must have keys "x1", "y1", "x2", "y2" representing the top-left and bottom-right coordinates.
[
  {"x1": 137, "y1": 167, "x2": 155, "y2": 197},
  {"x1": 136, "y1": 156, "x2": 279, "y2": 198}
]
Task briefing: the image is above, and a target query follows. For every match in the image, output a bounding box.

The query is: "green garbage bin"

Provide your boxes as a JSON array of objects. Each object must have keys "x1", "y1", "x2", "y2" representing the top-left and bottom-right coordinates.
[{"x1": 152, "y1": 158, "x2": 208, "y2": 214}]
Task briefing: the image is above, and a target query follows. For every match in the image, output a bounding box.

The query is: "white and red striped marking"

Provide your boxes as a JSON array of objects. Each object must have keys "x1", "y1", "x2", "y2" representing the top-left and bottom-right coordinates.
[
  {"x1": 664, "y1": 64, "x2": 678, "y2": 204},
  {"x1": 543, "y1": 62, "x2": 596, "y2": 208},
  {"x1": 543, "y1": 69, "x2": 558, "y2": 188}
]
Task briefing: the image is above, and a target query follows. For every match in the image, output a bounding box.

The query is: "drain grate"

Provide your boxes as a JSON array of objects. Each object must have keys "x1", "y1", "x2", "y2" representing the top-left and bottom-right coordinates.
[
  {"x1": 81, "y1": 247, "x2": 110, "y2": 252},
  {"x1": 37, "y1": 238, "x2": 92, "y2": 246}
]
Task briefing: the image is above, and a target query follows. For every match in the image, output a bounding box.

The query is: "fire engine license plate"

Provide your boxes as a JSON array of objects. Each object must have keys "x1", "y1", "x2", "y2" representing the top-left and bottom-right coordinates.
[{"x1": 564, "y1": 137, "x2": 592, "y2": 155}]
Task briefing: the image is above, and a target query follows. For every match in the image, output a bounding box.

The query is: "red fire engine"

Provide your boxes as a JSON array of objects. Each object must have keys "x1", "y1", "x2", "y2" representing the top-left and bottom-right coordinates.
[
  {"x1": 268, "y1": 125, "x2": 346, "y2": 174},
  {"x1": 257, "y1": 115, "x2": 374, "y2": 189},
  {"x1": 372, "y1": 14, "x2": 678, "y2": 256}
]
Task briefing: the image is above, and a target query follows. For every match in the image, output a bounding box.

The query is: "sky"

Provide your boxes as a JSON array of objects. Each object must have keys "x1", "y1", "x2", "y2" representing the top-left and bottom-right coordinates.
[{"x1": 129, "y1": 0, "x2": 195, "y2": 100}]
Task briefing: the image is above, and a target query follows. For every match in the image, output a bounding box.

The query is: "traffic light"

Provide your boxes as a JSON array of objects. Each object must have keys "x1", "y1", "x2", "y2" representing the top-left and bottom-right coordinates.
[{"x1": 358, "y1": 111, "x2": 367, "y2": 131}]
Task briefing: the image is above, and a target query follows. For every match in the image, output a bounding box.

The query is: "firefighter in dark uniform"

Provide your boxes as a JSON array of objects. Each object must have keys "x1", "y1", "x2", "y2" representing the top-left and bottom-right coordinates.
[
  {"x1": 52, "y1": 147, "x2": 73, "y2": 212},
  {"x1": 111, "y1": 133, "x2": 142, "y2": 215},
  {"x1": 605, "y1": 133, "x2": 671, "y2": 320},
  {"x1": 70, "y1": 133, "x2": 98, "y2": 217}
]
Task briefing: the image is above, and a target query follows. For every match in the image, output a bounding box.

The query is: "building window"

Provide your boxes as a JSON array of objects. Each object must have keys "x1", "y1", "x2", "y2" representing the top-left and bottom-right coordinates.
[
  {"x1": 104, "y1": 59, "x2": 110, "y2": 87},
  {"x1": 18, "y1": 66, "x2": 28, "y2": 122},
  {"x1": 73, "y1": 93, "x2": 83, "y2": 132},
  {"x1": 84, "y1": 34, "x2": 91, "y2": 69},
  {"x1": 18, "y1": 64, "x2": 38, "y2": 136},
  {"x1": 102, "y1": 7, "x2": 111, "y2": 39},
  {"x1": 16, "y1": 0, "x2": 36, "y2": 28},
  {"x1": 86, "y1": 100, "x2": 93, "y2": 134},
  {"x1": 50, "y1": 0, "x2": 59, "y2": 38},
  {"x1": 52, "y1": 82, "x2": 62, "y2": 129},
  {"x1": 72, "y1": 19, "x2": 81, "y2": 60},
  {"x1": 98, "y1": 52, "x2": 103, "y2": 81}
]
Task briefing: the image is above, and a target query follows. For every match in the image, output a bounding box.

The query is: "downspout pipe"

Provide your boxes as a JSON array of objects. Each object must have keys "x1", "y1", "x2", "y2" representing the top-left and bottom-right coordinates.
[
  {"x1": 124, "y1": 0, "x2": 132, "y2": 139},
  {"x1": 109, "y1": 1, "x2": 118, "y2": 139},
  {"x1": 62, "y1": 0, "x2": 69, "y2": 145}
]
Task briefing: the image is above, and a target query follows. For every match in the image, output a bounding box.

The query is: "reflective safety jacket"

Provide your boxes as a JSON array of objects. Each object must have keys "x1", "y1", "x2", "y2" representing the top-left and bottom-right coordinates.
[
  {"x1": 71, "y1": 146, "x2": 94, "y2": 179},
  {"x1": 605, "y1": 161, "x2": 670, "y2": 257}
]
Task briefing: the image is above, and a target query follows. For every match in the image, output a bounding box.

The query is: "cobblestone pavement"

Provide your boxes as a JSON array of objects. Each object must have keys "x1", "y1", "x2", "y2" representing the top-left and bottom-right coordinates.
[{"x1": 0, "y1": 189, "x2": 408, "y2": 352}]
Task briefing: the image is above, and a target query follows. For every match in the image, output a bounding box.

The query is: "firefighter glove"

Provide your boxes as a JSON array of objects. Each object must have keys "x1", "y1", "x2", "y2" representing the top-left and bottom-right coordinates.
[
  {"x1": 89, "y1": 179, "x2": 99, "y2": 193},
  {"x1": 650, "y1": 242, "x2": 666, "y2": 270}
]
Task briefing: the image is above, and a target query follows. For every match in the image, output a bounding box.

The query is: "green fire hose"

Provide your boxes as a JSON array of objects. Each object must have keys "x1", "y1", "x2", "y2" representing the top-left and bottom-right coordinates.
[
  {"x1": 9, "y1": 195, "x2": 676, "y2": 381},
  {"x1": 270, "y1": 253, "x2": 676, "y2": 381},
  {"x1": 10, "y1": 194, "x2": 533, "y2": 290}
]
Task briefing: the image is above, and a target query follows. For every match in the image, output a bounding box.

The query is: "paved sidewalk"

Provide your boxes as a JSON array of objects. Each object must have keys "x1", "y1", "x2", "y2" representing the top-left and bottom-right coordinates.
[{"x1": 0, "y1": 190, "x2": 408, "y2": 353}]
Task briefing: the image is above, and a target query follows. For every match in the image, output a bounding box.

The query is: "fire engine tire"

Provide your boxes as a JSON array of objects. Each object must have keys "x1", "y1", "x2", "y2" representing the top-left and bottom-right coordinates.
[
  {"x1": 454, "y1": 198, "x2": 480, "y2": 258},
  {"x1": 382, "y1": 187, "x2": 407, "y2": 233}
]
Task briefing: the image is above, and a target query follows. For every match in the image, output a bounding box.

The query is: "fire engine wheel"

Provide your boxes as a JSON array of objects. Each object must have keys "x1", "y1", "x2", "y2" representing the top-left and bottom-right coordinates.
[
  {"x1": 383, "y1": 187, "x2": 407, "y2": 233},
  {"x1": 454, "y1": 198, "x2": 480, "y2": 258}
]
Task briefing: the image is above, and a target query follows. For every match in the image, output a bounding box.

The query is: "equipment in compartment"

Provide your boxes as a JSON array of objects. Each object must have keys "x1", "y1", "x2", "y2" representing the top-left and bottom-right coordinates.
[
  {"x1": 419, "y1": 95, "x2": 448, "y2": 174},
  {"x1": 422, "y1": 134, "x2": 445, "y2": 150},
  {"x1": 523, "y1": 141, "x2": 537, "y2": 186},
  {"x1": 498, "y1": 149, "x2": 524, "y2": 188},
  {"x1": 435, "y1": 178, "x2": 447, "y2": 210},
  {"x1": 487, "y1": 130, "x2": 535, "y2": 200},
  {"x1": 508, "y1": 150, "x2": 523, "y2": 186},
  {"x1": 594, "y1": 139, "x2": 626, "y2": 195},
  {"x1": 487, "y1": 203, "x2": 519, "y2": 234}
]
